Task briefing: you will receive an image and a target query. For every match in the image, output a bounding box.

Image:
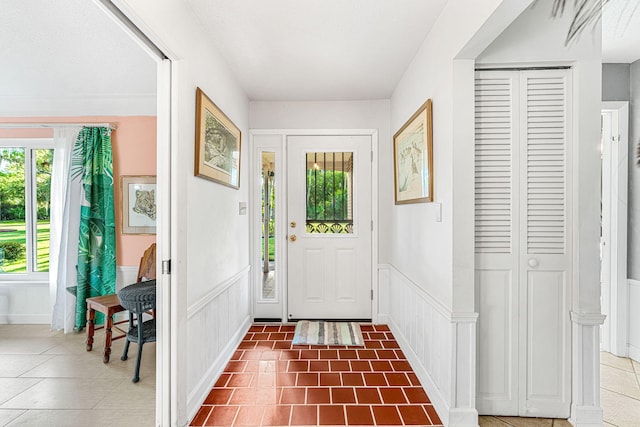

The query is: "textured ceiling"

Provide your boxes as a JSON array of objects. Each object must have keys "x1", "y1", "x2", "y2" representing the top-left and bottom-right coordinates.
[
  {"x1": 185, "y1": 0, "x2": 449, "y2": 101},
  {"x1": 602, "y1": 0, "x2": 640, "y2": 63},
  {"x1": 2, "y1": 0, "x2": 639, "y2": 114},
  {"x1": 0, "y1": 0, "x2": 156, "y2": 114}
]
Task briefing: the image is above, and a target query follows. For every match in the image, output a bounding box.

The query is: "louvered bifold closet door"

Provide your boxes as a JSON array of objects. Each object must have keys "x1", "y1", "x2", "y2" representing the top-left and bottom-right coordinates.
[
  {"x1": 519, "y1": 69, "x2": 571, "y2": 417},
  {"x1": 475, "y1": 70, "x2": 520, "y2": 416},
  {"x1": 475, "y1": 69, "x2": 571, "y2": 418}
]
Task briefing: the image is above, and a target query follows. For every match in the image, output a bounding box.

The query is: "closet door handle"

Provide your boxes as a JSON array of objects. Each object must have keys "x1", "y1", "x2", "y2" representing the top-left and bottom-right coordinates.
[{"x1": 528, "y1": 258, "x2": 539, "y2": 268}]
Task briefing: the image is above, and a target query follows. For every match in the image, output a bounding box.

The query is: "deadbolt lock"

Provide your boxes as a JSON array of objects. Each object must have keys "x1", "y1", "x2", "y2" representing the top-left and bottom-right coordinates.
[{"x1": 290, "y1": 221, "x2": 297, "y2": 228}]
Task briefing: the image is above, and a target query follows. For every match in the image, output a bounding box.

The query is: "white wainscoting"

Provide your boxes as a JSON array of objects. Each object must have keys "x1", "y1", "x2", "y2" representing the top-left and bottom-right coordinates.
[
  {"x1": 0, "y1": 281, "x2": 50, "y2": 324},
  {"x1": 186, "y1": 266, "x2": 252, "y2": 421},
  {"x1": 628, "y1": 279, "x2": 640, "y2": 362},
  {"x1": 0, "y1": 265, "x2": 141, "y2": 325},
  {"x1": 379, "y1": 264, "x2": 478, "y2": 427},
  {"x1": 116, "y1": 266, "x2": 139, "y2": 290}
]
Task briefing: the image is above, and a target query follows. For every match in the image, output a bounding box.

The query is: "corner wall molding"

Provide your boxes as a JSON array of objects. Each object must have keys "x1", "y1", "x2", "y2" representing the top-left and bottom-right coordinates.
[{"x1": 570, "y1": 311, "x2": 606, "y2": 326}]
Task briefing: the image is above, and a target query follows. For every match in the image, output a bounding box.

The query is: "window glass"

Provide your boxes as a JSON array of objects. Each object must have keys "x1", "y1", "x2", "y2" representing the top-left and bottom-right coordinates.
[
  {"x1": 0, "y1": 144, "x2": 52, "y2": 276},
  {"x1": 305, "y1": 151, "x2": 354, "y2": 234},
  {"x1": 261, "y1": 151, "x2": 276, "y2": 300}
]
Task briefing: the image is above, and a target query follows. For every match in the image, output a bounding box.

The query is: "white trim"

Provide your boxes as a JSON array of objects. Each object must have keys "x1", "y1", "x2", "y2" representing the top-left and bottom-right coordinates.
[
  {"x1": 570, "y1": 312, "x2": 606, "y2": 326},
  {"x1": 0, "y1": 94, "x2": 156, "y2": 117},
  {"x1": 628, "y1": 279, "x2": 640, "y2": 362},
  {"x1": 0, "y1": 281, "x2": 48, "y2": 287},
  {"x1": 187, "y1": 265, "x2": 251, "y2": 319},
  {"x1": 0, "y1": 138, "x2": 54, "y2": 146},
  {"x1": 0, "y1": 314, "x2": 50, "y2": 324},
  {"x1": 600, "y1": 101, "x2": 629, "y2": 357},
  {"x1": 628, "y1": 344, "x2": 640, "y2": 363}
]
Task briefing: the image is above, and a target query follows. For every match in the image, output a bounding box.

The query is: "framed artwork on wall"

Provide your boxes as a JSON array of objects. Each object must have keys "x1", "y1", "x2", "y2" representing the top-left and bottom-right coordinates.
[
  {"x1": 122, "y1": 175, "x2": 156, "y2": 234},
  {"x1": 194, "y1": 87, "x2": 242, "y2": 189},
  {"x1": 393, "y1": 99, "x2": 434, "y2": 204}
]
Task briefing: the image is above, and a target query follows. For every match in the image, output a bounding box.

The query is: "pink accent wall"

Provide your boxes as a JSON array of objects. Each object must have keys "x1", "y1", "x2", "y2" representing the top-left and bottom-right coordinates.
[{"x1": 0, "y1": 116, "x2": 157, "y2": 267}]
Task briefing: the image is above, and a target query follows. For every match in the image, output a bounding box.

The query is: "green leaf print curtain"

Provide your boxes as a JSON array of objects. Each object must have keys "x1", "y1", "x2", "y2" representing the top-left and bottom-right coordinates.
[{"x1": 72, "y1": 127, "x2": 116, "y2": 329}]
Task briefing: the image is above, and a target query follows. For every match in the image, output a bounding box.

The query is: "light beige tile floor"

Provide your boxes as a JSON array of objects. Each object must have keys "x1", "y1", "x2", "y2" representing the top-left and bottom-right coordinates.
[
  {"x1": 3, "y1": 326, "x2": 639, "y2": 427},
  {"x1": 0, "y1": 324, "x2": 155, "y2": 427},
  {"x1": 479, "y1": 351, "x2": 640, "y2": 427}
]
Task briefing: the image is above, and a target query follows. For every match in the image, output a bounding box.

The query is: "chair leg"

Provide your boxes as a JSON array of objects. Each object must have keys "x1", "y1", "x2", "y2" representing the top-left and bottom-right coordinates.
[
  {"x1": 121, "y1": 312, "x2": 134, "y2": 361},
  {"x1": 132, "y1": 316, "x2": 145, "y2": 383},
  {"x1": 132, "y1": 341, "x2": 144, "y2": 383}
]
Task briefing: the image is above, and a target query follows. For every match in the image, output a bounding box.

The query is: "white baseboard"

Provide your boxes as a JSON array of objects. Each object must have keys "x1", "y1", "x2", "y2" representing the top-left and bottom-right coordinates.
[
  {"x1": 0, "y1": 314, "x2": 50, "y2": 324},
  {"x1": 449, "y1": 408, "x2": 480, "y2": 427},
  {"x1": 569, "y1": 404, "x2": 603, "y2": 427},
  {"x1": 628, "y1": 344, "x2": 640, "y2": 363}
]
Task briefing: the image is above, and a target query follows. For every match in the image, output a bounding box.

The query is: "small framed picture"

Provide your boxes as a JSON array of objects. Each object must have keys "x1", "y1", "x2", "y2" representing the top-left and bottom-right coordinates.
[
  {"x1": 194, "y1": 87, "x2": 242, "y2": 188},
  {"x1": 393, "y1": 99, "x2": 434, "y2": 204},
  {"x1": 122, "y1": 175, "x2": 156, "y2": 234}
]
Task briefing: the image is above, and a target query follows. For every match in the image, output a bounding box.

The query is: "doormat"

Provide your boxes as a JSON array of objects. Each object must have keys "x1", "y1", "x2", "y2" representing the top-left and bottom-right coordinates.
[{"x1": 292, "y1": 320, "x2": 364, "y2": 346}]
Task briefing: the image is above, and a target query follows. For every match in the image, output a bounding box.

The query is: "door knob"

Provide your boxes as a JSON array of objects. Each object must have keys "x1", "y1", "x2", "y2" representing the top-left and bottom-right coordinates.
[
  {"x1": 289, "y1": 235, "x2": 297, "y2": 242},
  {"x1": 290, "y1": 221, "x2": 297, "y2": 228},
  {"x1": 528, "y1": 258, "x2": 539, "y2": 268}
]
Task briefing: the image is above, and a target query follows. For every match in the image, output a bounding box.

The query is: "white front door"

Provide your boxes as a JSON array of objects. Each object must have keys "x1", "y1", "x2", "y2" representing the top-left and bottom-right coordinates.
[{"x1": 286, "y1": 135, "x2": 372, "y2": 320}]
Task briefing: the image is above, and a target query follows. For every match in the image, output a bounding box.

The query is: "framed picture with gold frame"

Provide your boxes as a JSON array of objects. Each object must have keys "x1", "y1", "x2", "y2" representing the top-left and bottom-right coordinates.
[
  {"x1": 194, "y1": 87, "x2": 242, "y2": 189},
  {"x1": 393, "y1": 99, "x2": 433, "y2": 204}
]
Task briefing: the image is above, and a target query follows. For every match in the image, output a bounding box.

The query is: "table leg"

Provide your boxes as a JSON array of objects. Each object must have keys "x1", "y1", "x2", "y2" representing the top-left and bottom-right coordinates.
[
  {"x1": 103, "y1": 314, "x2": 113, "y2": 363},
  {"x1": 86, "y1": 307, "x2": 95, "y2": 351}
]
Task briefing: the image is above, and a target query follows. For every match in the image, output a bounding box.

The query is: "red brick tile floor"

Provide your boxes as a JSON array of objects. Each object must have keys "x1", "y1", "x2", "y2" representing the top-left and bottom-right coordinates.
[{"x1": 190, "y1": 324, "x2": 444, "y2": 426}]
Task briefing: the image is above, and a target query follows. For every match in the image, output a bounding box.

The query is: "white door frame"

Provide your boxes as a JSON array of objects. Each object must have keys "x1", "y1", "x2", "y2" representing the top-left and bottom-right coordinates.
[
  {"x1": 600, "y1": 101, "x2": 629, "y2": 356},
  {"x1": 250, "y1": 129, "x2": 379, "y2": 323}
]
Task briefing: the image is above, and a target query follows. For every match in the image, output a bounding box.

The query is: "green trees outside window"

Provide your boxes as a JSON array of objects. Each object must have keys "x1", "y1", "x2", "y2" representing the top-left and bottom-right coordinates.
[{"x1": 0, "y1": 147, "x2": 53, "y2": 273}]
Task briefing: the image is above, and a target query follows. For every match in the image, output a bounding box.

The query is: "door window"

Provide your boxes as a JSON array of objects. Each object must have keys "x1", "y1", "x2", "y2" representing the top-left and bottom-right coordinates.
[{"x1": 305, "y1": 151, "x2": 353, "y2": 234}]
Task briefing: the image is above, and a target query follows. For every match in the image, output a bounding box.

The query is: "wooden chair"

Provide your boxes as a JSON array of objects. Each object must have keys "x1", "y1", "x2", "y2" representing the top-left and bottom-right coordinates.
[{"x1": 85, "y1": 243, "x2": 156, "y2": 363}]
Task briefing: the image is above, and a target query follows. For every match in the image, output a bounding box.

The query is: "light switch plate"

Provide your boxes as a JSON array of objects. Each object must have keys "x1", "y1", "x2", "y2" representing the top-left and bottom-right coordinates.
[{"x1": 435, "y1": 202, "x2": 442, "y2": 222}]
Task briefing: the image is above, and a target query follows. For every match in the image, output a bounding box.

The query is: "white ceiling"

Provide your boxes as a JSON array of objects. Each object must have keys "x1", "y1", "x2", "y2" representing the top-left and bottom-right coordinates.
[
  {"x1": 602, "y1": 0, "x2": 640, "y2": 63},
  {"x1": 185, "y1": 0, "x2": 448, "y2": 101},
  {"x1": 1, "y1": 0, "x2": 639, "y2": 114},
  {"x1": 0, "y1": 0, "x2": 156, "y2": 115}
]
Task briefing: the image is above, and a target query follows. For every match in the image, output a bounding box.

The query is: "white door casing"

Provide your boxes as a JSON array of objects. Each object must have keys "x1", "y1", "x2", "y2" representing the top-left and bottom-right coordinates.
[
  {"x1": 475, "y1": 69, "x2": 572, "y2": 417},
  {"x1": 600, "y1": 102, "x2": 629, "y2": 357},
  {"x1": 287, "y1": 135, "x2": 372, "y2": 320}
]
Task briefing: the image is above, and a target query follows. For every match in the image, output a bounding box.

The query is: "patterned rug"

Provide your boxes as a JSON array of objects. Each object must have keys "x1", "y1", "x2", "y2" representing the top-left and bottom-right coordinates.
[{"x1": 292, "y1": 320, "x2": 364, "y2": 346}]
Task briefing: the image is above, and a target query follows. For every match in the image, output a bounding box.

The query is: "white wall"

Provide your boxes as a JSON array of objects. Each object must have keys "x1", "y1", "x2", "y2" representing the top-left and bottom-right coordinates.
[
  {"x1": 115, "y1": 1, "x2": 251, "y2": 425},
  {"x1": 476, "y1": 2, "x2": 603, "y2": 425},
  {"x1": 250, "y1": 100, "x2": 392, "y2": 262},
  {"x1": 628, "y1": 61, "x2": 640, "y2": 280},
  {"x1": 387, "y1": 1, "x2": 532, "y2": 425},
  {"x1": 629, "y1": 61, "x2": 640, "y2": 361}
]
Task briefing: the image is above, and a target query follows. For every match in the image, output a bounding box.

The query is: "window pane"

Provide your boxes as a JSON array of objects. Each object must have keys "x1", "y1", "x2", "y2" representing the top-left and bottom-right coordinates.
[
  {"x1": 261, "y1": 152, "x2": 275, "y2": 300},
  {"x1": 305, "y1": 152, "x2": 353, "y2": 234},
  {"x1": 35, "y1": 149, "x2": 53, "y2": 272},
  {"x1": 0, "y1": 148, "x2": 27, "y2": 273}
]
